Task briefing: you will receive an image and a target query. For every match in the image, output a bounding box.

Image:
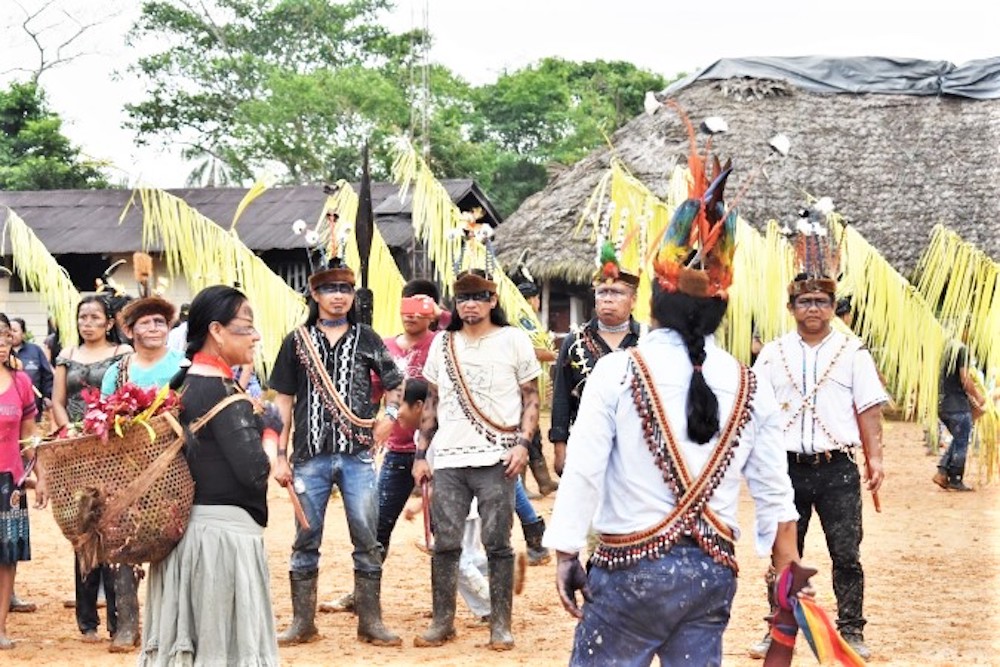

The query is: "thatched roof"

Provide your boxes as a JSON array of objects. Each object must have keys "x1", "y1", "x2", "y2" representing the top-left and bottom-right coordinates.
[{"x1": 495, "y1": 57, "x2": 1000, "y2": 284}]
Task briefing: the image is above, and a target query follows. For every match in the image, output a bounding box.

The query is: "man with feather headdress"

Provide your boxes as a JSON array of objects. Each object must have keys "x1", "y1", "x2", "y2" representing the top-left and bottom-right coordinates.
[{"x1": 749, "y1": 202, "x2": 887, "y2": 661}]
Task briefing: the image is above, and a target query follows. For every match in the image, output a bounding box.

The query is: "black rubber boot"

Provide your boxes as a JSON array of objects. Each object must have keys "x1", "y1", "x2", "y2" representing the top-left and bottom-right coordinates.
[
  {"x1": 355, "y1": 571, "x2": 401, "y2": 646},
  {"x1": 522, "y1": 518, "x2": 551, "y2": 566},
  {"x1": 486, "y1": 554, "x2": 515, "y2": 651},
  {"x1": 277, "y1": 570, "x2": 321, "y2": 647},
  {"x1": 413, "y1": 551, "x2": 459, "y2": 647},
  {"x1": 528, "y1": 458, "x2": 559, "y2": 496},
  {"x1": 108, "y1": 566, "x2": 140, "y2": 653}
]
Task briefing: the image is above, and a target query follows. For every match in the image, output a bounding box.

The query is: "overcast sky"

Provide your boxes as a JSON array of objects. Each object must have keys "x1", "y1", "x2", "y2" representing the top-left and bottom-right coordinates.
[{"x1": 3, "y1": 0, "x2": 999, "y2": 188}]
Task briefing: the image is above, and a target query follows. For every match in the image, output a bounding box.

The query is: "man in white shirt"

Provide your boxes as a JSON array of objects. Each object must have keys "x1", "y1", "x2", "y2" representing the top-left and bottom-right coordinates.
[
  {"x1": 751, "y1": 272, "x2": 887, "y2": 660},
  {"x1": 412, "y1": 269, "x2": 541, "y2": 651}
]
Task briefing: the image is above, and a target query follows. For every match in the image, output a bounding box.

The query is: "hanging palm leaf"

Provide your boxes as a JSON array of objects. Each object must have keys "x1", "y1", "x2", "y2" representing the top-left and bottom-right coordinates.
[{"x1": 1, "y1": 208, "x2": 81, "y2": 350}]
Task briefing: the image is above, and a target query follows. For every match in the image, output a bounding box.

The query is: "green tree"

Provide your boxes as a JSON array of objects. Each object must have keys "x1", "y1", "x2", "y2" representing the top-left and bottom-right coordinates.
[
  {"x1": 125, "y1": 0, "x2": 430, "y2": 182},
  {"x1": 0, "y1": 81, "x2": 108, "y2": 190}
]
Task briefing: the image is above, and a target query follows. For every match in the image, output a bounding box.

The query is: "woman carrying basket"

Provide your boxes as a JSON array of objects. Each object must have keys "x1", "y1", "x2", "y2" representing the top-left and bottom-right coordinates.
[
  {"x1": 0, "y1": 314, "x2": 47, "y2": 649},
  {"x1": 50, "y1": 295, "x2": 132, "y2": 645},
  {"x1": 139, "y1": 285, "x2": 279, "y2": 666}
]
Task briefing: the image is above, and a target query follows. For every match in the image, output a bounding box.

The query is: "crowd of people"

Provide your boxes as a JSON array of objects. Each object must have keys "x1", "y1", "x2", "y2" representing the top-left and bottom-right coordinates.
[{"x1": 0, "y1": 208, "x2": 988, "y2": 665}]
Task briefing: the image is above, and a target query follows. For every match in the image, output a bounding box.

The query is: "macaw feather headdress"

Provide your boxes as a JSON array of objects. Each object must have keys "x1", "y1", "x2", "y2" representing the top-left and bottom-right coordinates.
[
  {"x1": 650, "y1": 102, "x2": 738, "y2": 300},
  {"x1": 95, "y1": 253, "x2": 170, "y2": 320},
  {"x1": 786, "y1": 197, "x2": 841, "y2": 297}
]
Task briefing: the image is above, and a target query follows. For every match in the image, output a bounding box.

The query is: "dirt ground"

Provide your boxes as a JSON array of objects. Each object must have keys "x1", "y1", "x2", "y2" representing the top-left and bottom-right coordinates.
[{"x1": 3, "y1": 417, "x2": 998, "y2": 666}]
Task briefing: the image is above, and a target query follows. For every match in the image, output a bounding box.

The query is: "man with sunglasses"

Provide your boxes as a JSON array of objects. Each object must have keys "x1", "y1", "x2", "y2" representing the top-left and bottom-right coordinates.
[
  {"x1": 269, "y1": 263, "x2": 404, "y2": 648},
  {"x1": 412, "y1": 269, "x2": 541, "y2": 650},
  {"x1": 749, "y1": 273, "x2": 888, "y2": 661}
]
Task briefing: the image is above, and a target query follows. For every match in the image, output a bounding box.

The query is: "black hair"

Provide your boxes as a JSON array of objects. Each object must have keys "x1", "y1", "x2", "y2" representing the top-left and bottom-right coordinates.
[
  {"x1": 0, "y1": 314, "x2": 15, "y2": 370},
  {"x1": 10, "y1": 317, "x2": 26, "y2": 335},
  {"x1": 304, "y1": 293, "x2": 358, "y2": 327},
  {"x1": 170, "y1": 284, "x2": 247, "y2": 389},
  {"x1": 788, "y1": 273, "x2": 835, "y2": 305},
  {"x1": 402, "y1": 279, "x2": 440, "y2": 302},
  {"x1": 403, "y1": 377, "x2": 429, "y2": 405},
  {"x1": 517, "y1": 282, "x2": 539, "y2": 298},
  {"x1": 650, "y1": 286, "x2": 729, "y2": 444},
  {"x1": 76, "y1": 295, "x2": 124, "y2": 345},
  {"x1": 835, "y1": 297, "x2": 852, "y2": 317}
]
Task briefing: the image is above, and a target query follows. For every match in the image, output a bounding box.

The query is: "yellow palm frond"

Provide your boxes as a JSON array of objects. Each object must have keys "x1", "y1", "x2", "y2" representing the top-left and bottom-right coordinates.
[
  {"x1": 2, "y1": 208, "x2": 81, "y2": 350},
  {"x1": 135, "y1": 188, "x2": 307, "y2": 379},
  {"x1": 230, "y1": 173, "x2": 276, "y2": 231}
]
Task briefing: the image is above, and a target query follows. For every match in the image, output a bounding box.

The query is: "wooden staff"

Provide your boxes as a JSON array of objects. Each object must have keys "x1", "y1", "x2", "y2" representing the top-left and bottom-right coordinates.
[
  {"x1": 421, "y1": 478, "x2": 433, "y2": 551},
  {"x1": 283, "y1": 481, "x2": 310, "y2": 530}
]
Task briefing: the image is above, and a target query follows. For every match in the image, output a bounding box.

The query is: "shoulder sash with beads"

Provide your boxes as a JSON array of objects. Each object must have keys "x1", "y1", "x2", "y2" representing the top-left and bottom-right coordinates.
[
  {"x1": 592, "y1": 348, "x2": 755, "y2": 573},
  {"x1": 775, "y1": 334, "x2": 854, "y2": 445},
  {"x1": 441, "y1": 331, "x2": 520, "y2": 449},
  {"x1": 294, "y1": 326, "x2": 375, "y2": 445}
]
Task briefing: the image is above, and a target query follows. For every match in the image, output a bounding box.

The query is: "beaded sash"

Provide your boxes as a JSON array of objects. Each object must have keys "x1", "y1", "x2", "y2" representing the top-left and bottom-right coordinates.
[
  {"x1": 441, "y1": 331, "x2": 520, "y2": 449},
  {"x1": 592, "y1": 349, "x2": 755, "y2": 573},
  {"x1": 294, "y1": 326, "x2": 375, "y2": 447}
]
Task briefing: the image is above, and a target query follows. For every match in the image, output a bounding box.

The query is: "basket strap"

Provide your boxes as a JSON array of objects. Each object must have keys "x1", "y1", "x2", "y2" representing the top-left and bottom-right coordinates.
[{"x1": 100, "y1": 393, "x2": 250, "y2": 536}]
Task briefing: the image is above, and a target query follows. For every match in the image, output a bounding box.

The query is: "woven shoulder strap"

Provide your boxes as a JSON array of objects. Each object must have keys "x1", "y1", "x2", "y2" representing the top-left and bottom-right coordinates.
[
  {"x1": 294, "y1": 326, "x2": 374, "y2": 429},
  {"x1": 189, "y1": 392, "x2": 251, "y2": 434}
]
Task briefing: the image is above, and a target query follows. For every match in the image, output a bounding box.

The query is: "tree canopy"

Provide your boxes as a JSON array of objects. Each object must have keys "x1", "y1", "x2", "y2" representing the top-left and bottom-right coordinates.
[
  {"x1": 0, "y1": 81, "x2": 108, "y2": 190},
  {"x1": 125, "y1": 0, "x2": 670, "y2": 217}
]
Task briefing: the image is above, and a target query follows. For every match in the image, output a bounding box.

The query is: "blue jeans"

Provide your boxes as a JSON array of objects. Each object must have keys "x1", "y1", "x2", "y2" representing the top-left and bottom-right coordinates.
[
  {"x1": 570, "y1": 545, "x2": 736, "y2": 667},
  {"x1": 939, "y1": 411, "x2": 973, "y2": 480},
  {"x1": 514, "y1": 478, "x2": 539, "y2": 525},
  {"x1": 290, "y1": 451, "x2": 382, "y2": 574},
  {"x1": 376, "y1": 450, "x2": 415, "y2": 557}
]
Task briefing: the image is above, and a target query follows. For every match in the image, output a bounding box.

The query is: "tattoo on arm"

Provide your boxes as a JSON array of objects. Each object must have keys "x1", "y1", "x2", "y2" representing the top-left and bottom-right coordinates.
[
  {"x1": 419, "y1": 384, "x2": 439, "y2": 447},
  {"x1": 519, "y1": 379, "x2": 540, "y2": 439}
]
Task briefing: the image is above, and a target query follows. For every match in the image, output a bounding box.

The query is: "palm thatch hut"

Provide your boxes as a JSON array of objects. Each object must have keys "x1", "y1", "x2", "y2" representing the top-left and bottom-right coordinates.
[{"x1": 495, "y1": 56, "x2": 1000, "y2": 332}]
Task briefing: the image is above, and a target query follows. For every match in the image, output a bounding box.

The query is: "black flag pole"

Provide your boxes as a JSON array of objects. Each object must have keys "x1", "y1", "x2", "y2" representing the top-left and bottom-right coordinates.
[{"x1": 355, "y1": 142, "x2": 375, "y2": 326}]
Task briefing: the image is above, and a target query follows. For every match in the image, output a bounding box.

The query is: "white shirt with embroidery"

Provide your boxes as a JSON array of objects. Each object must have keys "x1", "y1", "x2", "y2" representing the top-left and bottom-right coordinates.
[
  {"x1": 423, "y1": 326, "x2": 541, "y2": 470},
  {"x1": 753, "y1": 330, "x2": 889, "y2": 454},
  {"x1": 543, "y1": 329, "x2": 797, "y2": 558}
]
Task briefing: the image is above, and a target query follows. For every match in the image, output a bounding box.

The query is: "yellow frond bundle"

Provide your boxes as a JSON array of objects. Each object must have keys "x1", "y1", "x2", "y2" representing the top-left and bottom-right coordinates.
[
  {"x1": 915, "y1": 225, "x2": 999, "y2": 374},
  {"x1": 230, "y1": 174, "x2": 275, "y2": 231},
  {"x1": 135, "y1": 188, "x2": 307, "y2": 379},
  {"x1": 391, "y1": 140, "x2": 551, "y2": 352},
  {"x1": 1, "y1": 208, "x2": 81, "y2": 350},
  {"x1": 321, "y1": 181, "x2": 405, "y2": 337},
  {"x1": 969, "y1": 369, "x2": 999, "y2": 483}
]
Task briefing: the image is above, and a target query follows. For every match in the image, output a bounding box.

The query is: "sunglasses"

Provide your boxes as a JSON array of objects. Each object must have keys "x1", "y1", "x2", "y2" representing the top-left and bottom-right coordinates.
[
  {"x1": 315, "y1": 282, "x2": 354, "y2": 295},
  {"x1": 455, "y1": 291, "x2": 493, "y2": 303}
]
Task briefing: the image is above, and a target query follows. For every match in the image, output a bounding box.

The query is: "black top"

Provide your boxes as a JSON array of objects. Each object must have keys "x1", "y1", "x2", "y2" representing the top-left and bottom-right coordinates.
[
  {"x1": 14, "y1": 342, "x2": 53, "y2": 420},
  {"x1": 268, "y1": 324, "x2": 403, "y2": 462},
  {"x1": 548, "y1": 317, "x2": 641, "y2": 442},
  {"x1": 180, "y1": 375, "x2": 271, "y2": 527},
  {"x1": 939, "y1": 343, "x2": 971, "y2": 414}
]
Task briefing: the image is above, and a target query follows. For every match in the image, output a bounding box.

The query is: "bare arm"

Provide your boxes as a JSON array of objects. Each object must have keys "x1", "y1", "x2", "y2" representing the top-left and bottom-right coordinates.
[
  {"x1": 857, "y1": 404, "x2": 884, "y2": 493},
  {"x1": 770, "y1": 520, "x2": 800, "y2": 574},
  {"x1": 959, "y1": 367, "x2": 986, "y2": 407},
  {"x1": 271, "y1": 392, "x2": 294, "y2": 485},
  {"x1": 534, "y1": 347, "x2": 557, "y2": 364},
  {"x1": 412, "y1": 383, "x2": 439, "y2": 484},
  {"x1": 518, "y1": 378, "x2": 540, "y2": 442},
  {"x1": 51, "y1": 363, "x2": 69, "y2": 429}
]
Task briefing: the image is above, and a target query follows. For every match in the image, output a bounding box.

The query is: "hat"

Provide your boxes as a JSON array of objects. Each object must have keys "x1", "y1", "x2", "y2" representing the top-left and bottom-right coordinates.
[
  {"x1": 309, "y1": 265, "x2": 356, "y2": 290},
  {"x1": 651, "y1": 105, "x2": 737, "y2": 300},
  {"x1": 454, "y1": 270, "x2": 497, "y2": 295},
  {"x1": 787, "y1": 198, "x2": 841, "y2": 298},
  {"x1": 517, "y1": 282, "x2": 539, "y2": 298},
  {"x1": 593, "y1": 241, "x2": 640, "y2": 288},
  {"x1": 119, "y1": 296, "x2": 176, "y2": 329}
]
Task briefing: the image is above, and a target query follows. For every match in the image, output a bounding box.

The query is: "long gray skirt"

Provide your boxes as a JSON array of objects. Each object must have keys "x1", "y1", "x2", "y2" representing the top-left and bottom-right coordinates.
[{"x1": 138, "y1": 505, "x2": 278, "y2": 667}]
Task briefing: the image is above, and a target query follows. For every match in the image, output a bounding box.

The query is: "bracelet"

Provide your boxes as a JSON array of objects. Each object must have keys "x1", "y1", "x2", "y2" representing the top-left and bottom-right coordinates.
[
  {"x1": 516, "y1": 436, "x2": 531, "y2": 448},
  {"x1": 277, "y1": 448, "x2": 287, "y2": 457},
  {"x1": 414, "y1": 448, "x2": 427, "y2": 461}
]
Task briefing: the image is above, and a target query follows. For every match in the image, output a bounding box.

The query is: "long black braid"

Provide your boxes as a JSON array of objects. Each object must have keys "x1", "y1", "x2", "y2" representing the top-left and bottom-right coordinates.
[{"x1": 650, "y1": 287, "x2": 728, "y2": 444}]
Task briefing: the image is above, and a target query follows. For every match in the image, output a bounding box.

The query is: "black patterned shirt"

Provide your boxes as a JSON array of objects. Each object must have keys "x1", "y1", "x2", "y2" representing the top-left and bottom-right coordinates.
[{"x1": 269, "y1": 324, "x2": 403, "y2": 461}]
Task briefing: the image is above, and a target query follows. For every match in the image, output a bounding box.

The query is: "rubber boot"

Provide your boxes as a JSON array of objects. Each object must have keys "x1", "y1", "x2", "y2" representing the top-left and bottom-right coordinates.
[
  {"x1": 521, "y1": 470, "x2": 541, "y2": 500},
  {"x1": 354, "y1": 571, "x2": 401, "y2": 646},
  {"x1": 486, "y1": 554, "x2": 515, "y2": 651},
  {"x1": 108, "y1": 566, "x2": 140, "y2": 653},
  {"x1": 528, "y1": 458, "x2": 559, "y2": 496},
  {"x1": 277, "y1": 570, "x2": 321, "y2": 647},
  {"x1": 414, "y1": 551, "x2": 459, "y2": 647},
  {"x1": 522, "y1": 518, "x2": 551, "y2": 566}
]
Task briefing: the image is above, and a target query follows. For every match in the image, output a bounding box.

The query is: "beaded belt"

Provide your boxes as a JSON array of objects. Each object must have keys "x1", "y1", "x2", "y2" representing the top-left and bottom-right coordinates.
[{"x1": 787, "y1": 449, "x2": 855, "y2": 466}]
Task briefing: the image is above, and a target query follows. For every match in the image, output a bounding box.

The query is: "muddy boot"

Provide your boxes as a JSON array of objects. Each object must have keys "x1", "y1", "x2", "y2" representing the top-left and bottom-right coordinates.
[
  {"x1": 414, "y1": 551, "x2": 459, "y2": 647},
  {"x1": 520, "y1": 470, "x2": 541, "y2": 500},
  {"x1": 522, "y1": 518, "x2": 551, "y2": 566},
  {"x1": 354, "y1": 571, "x2": 401, "y2": 646},
  {"x1": 277, "y1": 570, "x2": 321, "y2": 647},
  {"x1": 318, "y1": 591, "x2": 354, "y2": 613},
  {"x1": 528, "y1": 458, "x2": 559, "y2": 496},
  {"x1": 486, "y1": 554, "x2": 515, "y2": 651},
  {"x1": 108, "y1": 566, "x2": 140, "y2": 653}
]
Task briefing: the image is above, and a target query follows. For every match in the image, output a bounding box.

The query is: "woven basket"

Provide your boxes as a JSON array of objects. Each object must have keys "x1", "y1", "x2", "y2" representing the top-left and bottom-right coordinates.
[{"x1": 36, "y1": 411, "x2": 194, "y2": 573}]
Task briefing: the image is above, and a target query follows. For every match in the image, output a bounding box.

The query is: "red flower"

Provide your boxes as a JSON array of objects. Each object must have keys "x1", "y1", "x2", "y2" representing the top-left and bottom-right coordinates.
[{"x1": 75, "y1": 381, "x2": 180, "y2": 440}]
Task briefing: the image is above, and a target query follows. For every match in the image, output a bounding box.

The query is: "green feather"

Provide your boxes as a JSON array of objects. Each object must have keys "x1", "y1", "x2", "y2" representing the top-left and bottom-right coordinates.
[{"x1": 600, "y1": 240, "x2": 618, "y2": 265}]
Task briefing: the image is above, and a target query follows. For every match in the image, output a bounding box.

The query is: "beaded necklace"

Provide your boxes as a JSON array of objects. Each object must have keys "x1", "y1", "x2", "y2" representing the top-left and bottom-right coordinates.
[
  {"x1": 318, "y1": 317, "x2": 348, "y2": 328},
  {"x1": 776, "y1": 334, "x2": 852, "y2": 446},
  {"x1": 597, "y1": 319, "x2": 629, "y2": 334}
]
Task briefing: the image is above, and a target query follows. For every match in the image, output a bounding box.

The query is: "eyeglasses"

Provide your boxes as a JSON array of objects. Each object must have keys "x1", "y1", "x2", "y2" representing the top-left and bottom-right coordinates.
[
  {"x1": 595, "y1": 287, "x2": 632, "y2": 300},
  {"x1": 793, "y1": 297, "x2": 834, "y2": 311},
  {"x1": 133, "y1": 316, "x2": 170, "y2": 331},
  {"x1": 455, "y1": 291, "x2": 493, "y2": 303},
  {"x1": 315, "y1": 282, "x2": 354, "y2": 295},
  {"x1": 223, "y1": 317, "x2": 259, "y2": 336}
]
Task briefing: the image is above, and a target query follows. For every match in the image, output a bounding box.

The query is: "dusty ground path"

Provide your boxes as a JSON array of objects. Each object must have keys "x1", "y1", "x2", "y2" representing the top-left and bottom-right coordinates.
[{"x1": 4, "y1": 418, "x2": 998, "y2": 666}]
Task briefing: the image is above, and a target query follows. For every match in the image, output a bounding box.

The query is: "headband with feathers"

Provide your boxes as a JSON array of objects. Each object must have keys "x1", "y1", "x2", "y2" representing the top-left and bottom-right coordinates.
[{"x1": 787, "y1": 197, "x2": 841, "y2": 296}]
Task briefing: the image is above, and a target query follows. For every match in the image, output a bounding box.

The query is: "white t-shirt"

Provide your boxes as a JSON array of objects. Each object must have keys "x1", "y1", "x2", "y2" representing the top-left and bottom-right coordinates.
[{"x1": 423, "y1": 326, "x2": 541, "y2": 469}]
